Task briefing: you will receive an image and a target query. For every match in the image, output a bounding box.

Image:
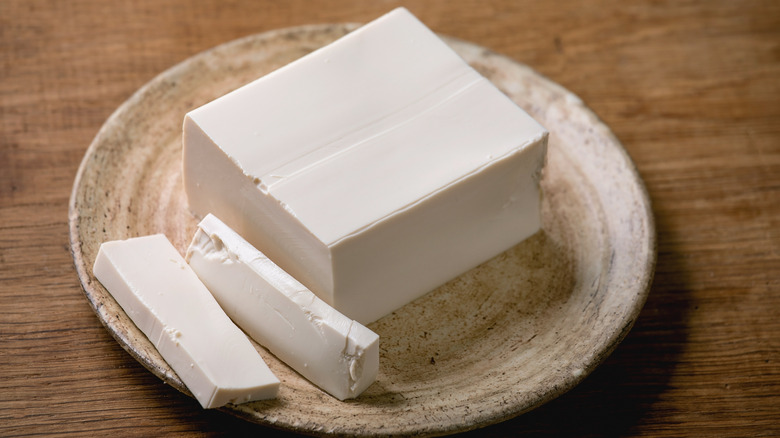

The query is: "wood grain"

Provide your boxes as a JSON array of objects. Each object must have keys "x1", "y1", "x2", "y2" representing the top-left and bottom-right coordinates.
[{"x1": 2, "y1": 0, "x2": 778, "y2": 436}]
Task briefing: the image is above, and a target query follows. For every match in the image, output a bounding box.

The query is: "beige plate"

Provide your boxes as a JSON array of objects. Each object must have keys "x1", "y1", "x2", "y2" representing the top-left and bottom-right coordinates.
[{"x1": 69, "y1": 24, "x2": 655, "y2": 437}]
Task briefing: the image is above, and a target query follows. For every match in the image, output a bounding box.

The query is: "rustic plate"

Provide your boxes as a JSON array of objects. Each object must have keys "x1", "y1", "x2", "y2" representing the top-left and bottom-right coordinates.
[{"x1": 69, "y1": 24, "x2": 655, "y2": 436}]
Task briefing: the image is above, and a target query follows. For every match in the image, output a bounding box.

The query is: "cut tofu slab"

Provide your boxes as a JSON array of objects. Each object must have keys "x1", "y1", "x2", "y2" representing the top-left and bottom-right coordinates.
[
  {"x1": 183, "y1": 7, "x2": 548, "y2": 324},
  {"x1": 186, "y1": 214, "x2": 379, "y2": 400},
  {"x1": 93, "y1": 234, "x2": 279, "y2": 408}
]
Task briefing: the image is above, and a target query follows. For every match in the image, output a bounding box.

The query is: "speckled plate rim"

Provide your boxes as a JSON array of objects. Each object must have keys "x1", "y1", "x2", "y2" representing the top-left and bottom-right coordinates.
[{"x1": 69, "y1": 23, "x2": 656, "y2": 436}]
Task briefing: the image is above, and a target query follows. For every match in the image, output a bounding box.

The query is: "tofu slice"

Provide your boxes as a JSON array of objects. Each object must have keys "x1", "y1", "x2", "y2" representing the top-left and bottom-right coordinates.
[
  {"x1": 182, "y1": 7, "x2": 548, "y2": 324},
  {"x1": 186, "y1": 214, "x2": 379, "y2": 400},
  {"x1": 93, "y1": 234, "x2": 279, "y2": 408}
]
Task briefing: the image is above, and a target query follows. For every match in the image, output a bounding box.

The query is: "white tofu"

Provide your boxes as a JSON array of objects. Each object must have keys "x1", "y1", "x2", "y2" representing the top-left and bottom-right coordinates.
[
  {"x1": 183, "y1": 7, "x2": 548, "y2": 324},
  {"x1": 186, "y1": 214, "x2": 379, "y2": 400},
  {"x1": 93, "y1": 234, "x2": 279, "y2": 408}
]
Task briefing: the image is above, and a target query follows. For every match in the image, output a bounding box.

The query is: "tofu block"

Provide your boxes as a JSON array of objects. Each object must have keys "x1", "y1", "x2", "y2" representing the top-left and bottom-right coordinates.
[
  {"x1": 183, "y1": 7, "x2": 548, "y2": 324},
  {"x1": 93, "y1": 234, "x2": 279, "y2": 408},
  {"x1": 186, "y1": 214, "x2": 379, "y2": 400}
]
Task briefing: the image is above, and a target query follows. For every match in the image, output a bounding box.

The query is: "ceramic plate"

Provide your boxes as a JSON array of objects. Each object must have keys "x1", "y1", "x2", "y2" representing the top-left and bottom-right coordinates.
[{"x1": 69, "y1": 24, "x2": 655, "y2": 436}]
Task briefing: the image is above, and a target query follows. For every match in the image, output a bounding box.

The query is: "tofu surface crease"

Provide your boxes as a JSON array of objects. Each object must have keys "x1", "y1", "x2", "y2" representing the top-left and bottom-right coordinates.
[
  {"x1": 183, "y1": 7, "x2": 548, "y2": 323},
  {"x1": 93, "y1": 234, "x2": 279, "y2": 408},
  {"x1": 186, "y1": 214, "x2": 379, "y2": 401}
]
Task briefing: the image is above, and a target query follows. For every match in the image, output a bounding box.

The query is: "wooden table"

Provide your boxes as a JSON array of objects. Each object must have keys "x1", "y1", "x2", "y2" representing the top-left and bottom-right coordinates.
[{"x1": 2, "y1": 1, "x2": 778, "y2": 435}]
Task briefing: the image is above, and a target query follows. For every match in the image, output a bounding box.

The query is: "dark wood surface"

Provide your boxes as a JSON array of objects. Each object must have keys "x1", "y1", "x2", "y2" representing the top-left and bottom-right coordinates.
[{"x1": 2, "y1": 1, "x2": 778, "y2": 436}]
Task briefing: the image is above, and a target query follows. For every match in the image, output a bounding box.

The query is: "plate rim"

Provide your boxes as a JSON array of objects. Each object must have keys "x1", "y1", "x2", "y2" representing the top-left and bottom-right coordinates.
[{"x1": 68, "y1": 23, "x2": 656, "y2": 436}]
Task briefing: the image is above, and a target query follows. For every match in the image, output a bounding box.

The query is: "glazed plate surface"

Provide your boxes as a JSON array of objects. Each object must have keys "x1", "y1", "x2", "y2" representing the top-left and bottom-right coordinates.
[{"x1": 69, "y1": 24, "x2": 655, "y2": 436}]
